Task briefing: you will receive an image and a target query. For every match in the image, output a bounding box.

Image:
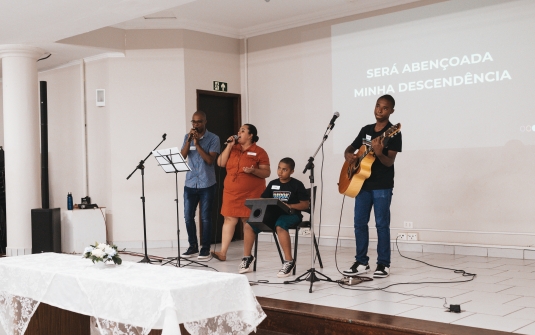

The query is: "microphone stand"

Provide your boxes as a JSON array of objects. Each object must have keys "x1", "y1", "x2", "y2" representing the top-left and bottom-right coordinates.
[
  {"x1": 126, "y1": 133, "x2": 167, "y2": 264},
  {"x1": 289, "y1": 121, "x2": 336, "y2": 292}
]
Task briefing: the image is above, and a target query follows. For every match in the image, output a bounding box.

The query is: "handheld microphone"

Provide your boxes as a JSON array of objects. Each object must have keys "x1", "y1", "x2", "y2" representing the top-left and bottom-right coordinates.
[
  {"x1": 225, "y1": 135, "x2": 239, "y2": 144},
  {"x1": 188, "y1": 128, "x2": 198, "y2": 142},
  {"x1": 329, "y1": 112, "x2": 340, "y2": 125}
]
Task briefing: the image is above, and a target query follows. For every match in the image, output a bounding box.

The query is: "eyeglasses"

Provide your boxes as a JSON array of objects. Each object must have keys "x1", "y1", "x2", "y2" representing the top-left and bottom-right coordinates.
[{"x1": 191, "y1": 120, "x2": 204, "y2": 124}]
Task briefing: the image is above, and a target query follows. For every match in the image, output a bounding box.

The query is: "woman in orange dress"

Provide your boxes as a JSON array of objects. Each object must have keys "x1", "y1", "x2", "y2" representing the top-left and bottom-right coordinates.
[{"x1": 211, "y1": 124, "x2": 270, "y2": 261}]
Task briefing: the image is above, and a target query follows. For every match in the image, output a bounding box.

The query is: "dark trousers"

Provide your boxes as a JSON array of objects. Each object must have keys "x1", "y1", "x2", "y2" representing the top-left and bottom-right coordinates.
[{"x1": 184, "y1": 185, "x2": 215, "y2": 250}]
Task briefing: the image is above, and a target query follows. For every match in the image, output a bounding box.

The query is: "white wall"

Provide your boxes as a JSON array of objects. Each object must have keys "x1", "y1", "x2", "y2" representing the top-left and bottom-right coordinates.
[
  {"x1": 18, "y1": 29, "x2": 241, "y2": 247},
  {"x1": 2, "y1": 2, "x2": 533, "y2": 249},
  {"x1": 106, "y1": 49, "x2": 186, "y2": 243},
  {"x1": 183, "y1": 30, "x2": 241, "y2": 115},
  {"x1": 247, "y1": 26, "x2": 343, "y2": 239},
  {"x1": 245, "y1": 7, "x2": 535, "y2": 247}
]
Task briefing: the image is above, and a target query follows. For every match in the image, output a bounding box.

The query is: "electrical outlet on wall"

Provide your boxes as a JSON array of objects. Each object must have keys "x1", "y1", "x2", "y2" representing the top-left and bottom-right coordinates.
[
  {"x1": 403, "y1": 221, "x2": 413, "y2": 229},
  {"x1": 397, "y1": 232, "x2": 407, "y2": 240},
  {"x1": 407, "y1": 232, "x2": 418, "y2": 241}
]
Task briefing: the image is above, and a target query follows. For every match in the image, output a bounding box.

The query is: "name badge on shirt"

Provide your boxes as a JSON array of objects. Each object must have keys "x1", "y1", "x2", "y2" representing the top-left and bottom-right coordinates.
[
  {"x1": 366, "y1": 135, "x2": 372, "y2": 141},
  {"x1": 190, "y1": 146, "x2": 196, "y2": 150},
  {"x1": 247, "y1": 152, "x2": 256, "y2": 156},
  {"x1": 272, "y1": 185, "x2": 280, "y2": 190}
]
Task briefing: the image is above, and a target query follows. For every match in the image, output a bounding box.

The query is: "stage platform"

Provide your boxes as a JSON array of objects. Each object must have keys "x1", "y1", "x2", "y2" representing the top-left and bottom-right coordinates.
[
  {"x1": 118, "y1": 239, "x2": 535, "y2": 334},
  {"x1": 19, "y1": 296, "x2": 514, "y2": 335}
]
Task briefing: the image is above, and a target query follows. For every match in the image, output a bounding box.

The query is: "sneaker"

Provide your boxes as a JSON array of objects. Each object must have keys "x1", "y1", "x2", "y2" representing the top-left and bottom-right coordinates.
[
  {"x1": 277, "y1": 260, "x2": 296, "y2": 278},
  {"x1": 181, "y1": 246, "x2": 198, "y2": 258},
  {"x1": 373, "y1": 264, "x2": 390, "y2": 278},
  {"x1": 342, "y1": 261, "x2": 370, "y2": 276},
  {"x1": 238, "y1": 256, "x2": 255, "y2": 274},
  {"x1": 197, "y1": 248, "x2": 210, "y2": 261}
]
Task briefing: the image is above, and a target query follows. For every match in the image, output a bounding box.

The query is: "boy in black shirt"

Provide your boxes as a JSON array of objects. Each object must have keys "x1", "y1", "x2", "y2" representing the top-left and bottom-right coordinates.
[
  {"x1": 343, "y1": 94, "x2": 402, "y2": 278},
  {"x1": 239, "y1": 157, "x2": 310, "y2": 277}
]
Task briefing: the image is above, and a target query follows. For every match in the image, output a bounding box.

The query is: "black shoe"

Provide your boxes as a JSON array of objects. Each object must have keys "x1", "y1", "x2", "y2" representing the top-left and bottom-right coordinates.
[
  {"x1": 277, "y1": 260, "x2": 296, "y2": 278},
  {"x1": 181, "y1": 246, "x2": 198, "y2": 258},
  {"x1": 238, "y1": 256, "x2": 255, "y2": 274},
  {"x1": 373, "y1": 264, "x2": 390, "y2": 278},
  {"x1": 342, "y1": 261, "x2": 370, "y2": 276},
  {"x1": 197, "y1": 248, "x2": 211, "y2": 261}
]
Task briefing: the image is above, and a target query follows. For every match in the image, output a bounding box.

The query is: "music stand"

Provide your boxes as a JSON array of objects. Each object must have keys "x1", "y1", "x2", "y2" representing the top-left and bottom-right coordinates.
[{"x1": 153, "y1": 148, "x2": 208, "y2": 268}]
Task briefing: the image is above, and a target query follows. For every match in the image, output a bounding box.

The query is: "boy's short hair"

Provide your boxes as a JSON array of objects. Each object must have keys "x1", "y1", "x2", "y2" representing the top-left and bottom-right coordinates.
[
  {"x1": 279, "y1": 157, "x2": 295, "y2": 171},
  {"x1": 378, "y1": 94, "x2": 395, "y2": 108}
]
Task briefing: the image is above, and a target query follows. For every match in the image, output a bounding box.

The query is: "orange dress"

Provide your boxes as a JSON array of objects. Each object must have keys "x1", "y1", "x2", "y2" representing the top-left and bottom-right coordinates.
[{"x1": 221, "y1": 143, "x2": 270, "y2": 217}]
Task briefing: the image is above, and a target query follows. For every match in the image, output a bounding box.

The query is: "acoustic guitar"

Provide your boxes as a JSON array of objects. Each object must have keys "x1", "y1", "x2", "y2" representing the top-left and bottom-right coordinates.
[{"x1": 338, "y1": 123, "x2": 401, "y2": 197}]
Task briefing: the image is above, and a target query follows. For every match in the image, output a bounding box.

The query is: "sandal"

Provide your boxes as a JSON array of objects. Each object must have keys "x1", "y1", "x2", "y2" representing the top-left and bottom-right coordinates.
[{"x1": 211, "y1": 251, "x2": 226, "y2": 261}]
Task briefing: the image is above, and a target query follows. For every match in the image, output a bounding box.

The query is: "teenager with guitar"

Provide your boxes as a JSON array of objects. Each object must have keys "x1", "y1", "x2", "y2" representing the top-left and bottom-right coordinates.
[{"x1": 342, "y1": 94, "x2": 402, "y2": 278}]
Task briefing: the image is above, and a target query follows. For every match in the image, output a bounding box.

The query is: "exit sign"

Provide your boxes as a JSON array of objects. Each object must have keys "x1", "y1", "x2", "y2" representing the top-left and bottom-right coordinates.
[{"x1": 213, "y1": 81, "x2": 228, "y2": 92}]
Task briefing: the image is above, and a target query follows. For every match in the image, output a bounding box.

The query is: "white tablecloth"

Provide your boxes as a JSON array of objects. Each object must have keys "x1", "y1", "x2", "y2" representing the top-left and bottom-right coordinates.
[{"x1": 0, "y1": 253, "x2": 265, "y2": 335}]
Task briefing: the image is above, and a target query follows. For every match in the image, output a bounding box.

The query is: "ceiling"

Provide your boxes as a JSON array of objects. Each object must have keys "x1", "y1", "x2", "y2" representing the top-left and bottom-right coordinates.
[
  {"x1": 112, "y1": 0, "x2": 422, "y2": 38},
  {"x1": 0, "y1": 0, "x2": 426, "y2": 76}
]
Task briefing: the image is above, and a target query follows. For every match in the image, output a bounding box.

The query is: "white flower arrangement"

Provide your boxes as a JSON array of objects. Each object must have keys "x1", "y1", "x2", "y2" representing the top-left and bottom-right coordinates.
[{"x1": 83, "y1": 242, "x2": 122, "y2": 265}]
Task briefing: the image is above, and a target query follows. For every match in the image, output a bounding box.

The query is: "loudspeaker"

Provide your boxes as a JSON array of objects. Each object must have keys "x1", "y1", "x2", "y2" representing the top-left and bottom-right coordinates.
[
  {"x1": 31, "y1": 208, "x2": 61, "y2": 253},
  {"x1": 244, "y1": 198, "x2": 291, "y2": 232}
]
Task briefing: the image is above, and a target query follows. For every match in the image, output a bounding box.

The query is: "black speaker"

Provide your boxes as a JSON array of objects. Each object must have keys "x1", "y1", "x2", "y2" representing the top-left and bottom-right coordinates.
[
  {"x1": 31, "y1": 208, "x2": 61, "y2": 253},
  {"x1": 244, "y1": 198, "x2": 291, "y2": 231}
]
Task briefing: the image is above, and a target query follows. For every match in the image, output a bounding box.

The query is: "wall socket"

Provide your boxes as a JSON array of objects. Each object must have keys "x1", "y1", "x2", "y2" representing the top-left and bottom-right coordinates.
[
  {"x1": 407, "y1": 232, "x2": 418, "y2": 241},
  {"x1": 397, "y1": 232, "x2": 407, "y2": 240},
  {"x1": 403, "y1": 221, "x2": 413, "y2": 229},
  {"x1": 300, "y1": 228, "x2": 311, "y2": 236}
]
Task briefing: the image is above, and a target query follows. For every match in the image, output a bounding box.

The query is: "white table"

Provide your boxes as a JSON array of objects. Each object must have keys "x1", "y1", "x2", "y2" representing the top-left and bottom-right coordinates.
[
  {"x1": 62, "y1": 209, "x2": 107, "y2": 253},
  {"x1": 0, "y1": 253, "x2": 265, "y2": 335}
]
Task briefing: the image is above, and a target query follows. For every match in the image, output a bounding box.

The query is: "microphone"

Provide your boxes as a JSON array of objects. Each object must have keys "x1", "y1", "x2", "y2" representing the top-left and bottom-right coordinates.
[
  {"x1": 225, "y1": 135, "x2": 239, "y2": 144},
  {"x1": 188, "y1": 128, "x2": 198, "y2": 142},
  {"x1": 329, "y1": 112, "x2": 340, "y2": 125},
  {"x1": 162, "y1": 133, "x2": 167, "y2": 140}
]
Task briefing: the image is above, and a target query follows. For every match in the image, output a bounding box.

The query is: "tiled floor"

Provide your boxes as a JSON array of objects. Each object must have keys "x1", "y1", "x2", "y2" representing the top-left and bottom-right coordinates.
[{"x1": 119, "y1": 240, "x2": 535, "y2": 334}]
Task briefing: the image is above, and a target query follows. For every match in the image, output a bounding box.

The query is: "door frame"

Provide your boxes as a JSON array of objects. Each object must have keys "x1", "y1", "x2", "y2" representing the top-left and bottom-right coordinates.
[
  {"x1": 196, "y1": 90, "x2": 244, "y2": 242},
  {"x1": 196, "y1": 90, "x2": 242, "y2": 133}
]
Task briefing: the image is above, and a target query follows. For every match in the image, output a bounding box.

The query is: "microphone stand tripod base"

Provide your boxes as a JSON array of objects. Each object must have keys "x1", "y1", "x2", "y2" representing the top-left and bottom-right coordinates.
[
  {"x1": 296, "y1": 268, "x2": 333, "y2": 283},
  {"x1": 139, "y1": 256, "x2": 161, "y2": 264},
  {"x1": 305, "y1": 272, "x2": 320, "y2": 283},
  {"x1": 291, "y1": 268, "x2": 334, "y2": 293}
]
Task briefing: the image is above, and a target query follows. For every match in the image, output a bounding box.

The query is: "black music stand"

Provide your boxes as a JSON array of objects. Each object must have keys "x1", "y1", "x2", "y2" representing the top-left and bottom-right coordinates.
[
  {"x1": 126, "y1": 133, "x2": 167, "y2": 264},
  {"x1": 154, "y1": 147, "x2": 209, "y2": 268}
]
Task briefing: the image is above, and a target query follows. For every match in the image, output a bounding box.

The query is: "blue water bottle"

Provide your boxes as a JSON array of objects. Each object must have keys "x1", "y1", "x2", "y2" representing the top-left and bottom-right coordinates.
[{"x1": 67, "y1": 192, "x2": 73, "y2": 210}]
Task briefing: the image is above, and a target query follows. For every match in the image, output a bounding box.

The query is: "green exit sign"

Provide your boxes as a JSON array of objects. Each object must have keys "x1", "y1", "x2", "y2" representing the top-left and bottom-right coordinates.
[{"x1": 213, "y1": 81, "x2": 228, "y2": 92}]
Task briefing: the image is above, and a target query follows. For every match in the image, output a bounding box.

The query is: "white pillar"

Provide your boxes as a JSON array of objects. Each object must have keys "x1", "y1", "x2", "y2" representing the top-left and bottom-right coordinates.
[{"x1": 0, "y1": 44, "x2": 44, "y2": 256}]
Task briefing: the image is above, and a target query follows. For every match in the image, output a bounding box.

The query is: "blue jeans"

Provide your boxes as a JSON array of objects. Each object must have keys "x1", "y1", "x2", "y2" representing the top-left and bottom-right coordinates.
[
  {"x1": 354, "y1": 189, "x2": 392, "y2": 267},
  {"x1": 184, "y1": 185, "x2": 215, "y2": 250}
]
